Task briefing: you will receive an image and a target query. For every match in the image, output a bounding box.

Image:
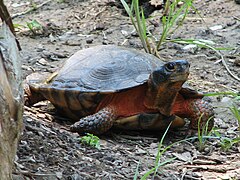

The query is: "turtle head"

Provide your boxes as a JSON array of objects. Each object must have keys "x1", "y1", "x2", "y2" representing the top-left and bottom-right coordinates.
[
  {"x1": 144, "y1": 60, "x2": 190, "y2": 115},
  {"x1": 151, "y1": 60, "x2": 189, "y2": 84}
]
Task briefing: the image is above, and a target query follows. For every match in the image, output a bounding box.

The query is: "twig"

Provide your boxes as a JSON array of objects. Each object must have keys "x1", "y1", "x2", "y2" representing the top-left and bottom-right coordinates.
[
  {"x1": 14, "y1": 170, "x2": 57, "y2": 177},
  {"x1": 183, "y1": 165, "x2": 227, "y2": 173},
  {"x1": 12, "y1": 0, "x2": 51, "y2": 19},
  {"x1": 183, "y1": 175, "x2": 201, "y2": 180},
  {"x1": 233, "y1": 16, "x2": 240, "y2": 21},
  {"x1": 217, "y1": 51, "x2": 240, "y2": 82},
  {"x1": 119, "y1": 134, "x2": 158, "y2": 141},
  {"x1": 202, "y1": 43, "x2": 240, "y2": 82}
]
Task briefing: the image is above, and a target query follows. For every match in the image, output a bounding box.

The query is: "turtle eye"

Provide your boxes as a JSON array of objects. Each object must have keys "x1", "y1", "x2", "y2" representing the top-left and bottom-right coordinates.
[{"x1": 166, "y1": 62, "x2": 176, "y2": 71}]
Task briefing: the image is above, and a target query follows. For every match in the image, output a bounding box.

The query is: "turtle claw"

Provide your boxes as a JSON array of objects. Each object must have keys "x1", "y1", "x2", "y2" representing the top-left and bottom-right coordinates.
[{"x1": 70, "y1": 107, "x2": 116, "y2": 135}]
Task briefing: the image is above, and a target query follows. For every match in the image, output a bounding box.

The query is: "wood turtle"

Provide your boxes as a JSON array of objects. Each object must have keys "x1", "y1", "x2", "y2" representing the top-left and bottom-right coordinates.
[{"x1": 25, "y1": 45, "x2": 214, "y2": 135}]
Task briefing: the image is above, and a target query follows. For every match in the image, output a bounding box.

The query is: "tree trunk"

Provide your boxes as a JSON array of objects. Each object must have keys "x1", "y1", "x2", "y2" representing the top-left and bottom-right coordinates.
[{"x1": 0, "y1": 22, "x2": 23, "y2": 179}]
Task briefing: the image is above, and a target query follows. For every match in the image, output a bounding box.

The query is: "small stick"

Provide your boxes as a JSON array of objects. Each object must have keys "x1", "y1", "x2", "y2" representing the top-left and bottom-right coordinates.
[
  {"x1": 219, "y1": 53, "x2": 240, "y2": 82},
  {"x1": 12, "y1": 0, "x2": 51, "y2": 19},
  {"x1": 233, "y1": 16, "x2": 240, "y2": 21}
]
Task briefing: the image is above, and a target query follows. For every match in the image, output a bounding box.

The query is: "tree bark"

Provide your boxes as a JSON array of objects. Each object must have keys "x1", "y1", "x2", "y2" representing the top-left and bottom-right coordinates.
[
  {"x1": 0, "y1": 0, "x2": 21, "y2": 50},
  {"x1": 0, "y1": 22, "x2": 23, "y2": 179}
]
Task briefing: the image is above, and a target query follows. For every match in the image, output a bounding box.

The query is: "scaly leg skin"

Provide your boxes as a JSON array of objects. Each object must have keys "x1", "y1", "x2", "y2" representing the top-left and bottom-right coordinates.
[
  {"x1": 70, "y1": 107, "x2": 117, "y2": 135},
  {"x1": 188, "y1": 98, "x2": 214, "y2": 132}
]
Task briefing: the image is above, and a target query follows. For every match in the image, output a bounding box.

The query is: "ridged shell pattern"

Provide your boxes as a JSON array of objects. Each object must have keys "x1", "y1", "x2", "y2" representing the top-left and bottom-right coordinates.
[{"x1": 51, "y1": 45, "x2": 164, "y2": 92}]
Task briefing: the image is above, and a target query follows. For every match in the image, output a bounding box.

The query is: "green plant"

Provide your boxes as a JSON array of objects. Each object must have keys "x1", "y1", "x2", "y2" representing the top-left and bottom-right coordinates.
[
  {"x1": 167, "y1": 38, "x2": 234, "y2": 51},
  {"x1": 220, "y1": 137, "x2": 240, "y2": 151},
  {"x1": 120, "y1": 0, "x2": 195, "y2": 56},
  {"x1": 29, "y1": 0, "x2": 37, "y2": 9},
  {"x1": 229, "y1": 105, "x2": 240, "y2": 130},
  {"x1": 230, "y1": 95, "x2": 240, "y2": 130},
  {"x1": 206, "y1": 92, "x2": 240, "y2": 151},
  {"x1": 57, "y1": 0, "x2": 65, "y2": 3},
  {"x1": 80, "y1": 133, "x2": 100, "y2": 149},
  {"x1": 206, "y1": 91, "x2": 240, "y2": 130},
  {"x1": 138, "y1": 122, "x2": 176, "y2": 180},
  {"x1": 134, "y1": 120, "x2": 220, "y2": 179},
  {"x1": 121, "y1": 0, "x2": 150, "y2": 53},
  {"x1": 26, "y1": 20, "x2": 43, "y2": 34},
  {"x1": 13, "y1": 23, "x2": 26, "y2": 30},
  {"x1": 156, "y1": 0, "x2": 193, "y2": 50},
  {"x1": 213, "y1": 129, "x2": 240, "y2": 151},
  {"x1": 169, "y1": 37, "x2": 239, "y2": 81},
  {"x1": 137, "y1": 122, "x2": 197, "y2": 179},
  {"x1": 205, "y1": 92, "x2": 239, "y2": 97},
  {"x1": 121, "y1": 0, "x2": 240, "y2": 81},
  {"x1": 133, "y1": 161, "x2": 140, "y2": 180},
  {"x1": 197, "y1": 114, "x2": 214, "y2": 151}
]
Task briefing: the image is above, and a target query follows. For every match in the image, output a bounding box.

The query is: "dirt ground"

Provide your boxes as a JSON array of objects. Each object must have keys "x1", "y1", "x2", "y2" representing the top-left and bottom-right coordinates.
[{"x1": 5, "y1": 0, "x2": 240, "y2": 179}]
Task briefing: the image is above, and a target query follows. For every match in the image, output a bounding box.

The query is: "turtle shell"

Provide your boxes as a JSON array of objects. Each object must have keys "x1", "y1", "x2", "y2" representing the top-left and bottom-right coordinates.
[
  {"x1": 29, "y1": 45, "x2": 166, "y2": 120},
  {"x1": 26, "y1": 45, "x2": 214, "y2": 133},
  {"x1": 49, "y1": 45, "x2": 165, "y2": 92}
]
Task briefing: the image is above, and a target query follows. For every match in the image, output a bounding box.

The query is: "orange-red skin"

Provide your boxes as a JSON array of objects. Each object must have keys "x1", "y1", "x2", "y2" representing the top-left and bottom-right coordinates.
[{"x1": 97, "y1": 84, "x2": 193, "y2": 118}]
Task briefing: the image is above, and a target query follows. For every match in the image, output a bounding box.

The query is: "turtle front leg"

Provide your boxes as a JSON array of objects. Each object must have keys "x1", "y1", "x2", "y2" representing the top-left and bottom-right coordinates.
[
  {"x1": 70, "y1": 107, "x2": 117, "y2": 135},
  {"x1": 173, "y1": 95, "x2": 214, "y2": 132},
  {"x1": 188, "y1": 98, "x2": 214, "y2": 131},
  {"x1": 114, "y1": 113, "x2": 186, "y2": 130}
]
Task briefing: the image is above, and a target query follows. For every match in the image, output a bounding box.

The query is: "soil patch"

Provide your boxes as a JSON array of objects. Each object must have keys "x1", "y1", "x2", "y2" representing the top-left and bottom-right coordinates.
[{"x1": 6, "y1": 0, "x2": 240, "y2": 179}]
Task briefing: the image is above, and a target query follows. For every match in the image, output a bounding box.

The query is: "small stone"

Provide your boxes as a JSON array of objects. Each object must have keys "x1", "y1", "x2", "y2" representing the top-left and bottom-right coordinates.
[
  {"x1": 173, "y1": 152, "x2": 192, "y2": 162},
  {"x1": 130, "y1": 30, "x2": 138, "y2": 37},
  {"x1": 37, "y1": 113, "x2": 46, "y2": 118},
  {"x1": 26, "y1": 118, "x2": 33, "y2": 122},
  {"x1": 86, "y1": 38, "x2": 93, "y2": 44},
  {"x1": 49, "y1": 33, "x2": 56, "y2": 42},
  {"x1": 226, "y1": 20, "x2": 236, "y2": 27},
  {"x1": 38, "y1": 58, "x2": 48, "y2": 66},
  {"x1": 63, "y1": 156, "x2": 69, "y2": 160},
  {"x1": 95, "y1": 23, "x2": 105, "y2": 30},
  {"x1": 135, "y1": 148, "x2": 146, "y2": 155},
  {"x1": 121, "y1": 30, "x2": 128, "y2": 36},
  {"x1": 220, "y1": 174, "x2": 230, "y2": 180},
  {"x1": 21, "y1": 64, "x2": 33, "y2": 71},
  {"x1": 209, "y1": 25, "x2": 223, "y2": 31},
  {"x1": 234, "y1": 58, "x2": 240, "y2": 66},
  {"x1": 56, "y1": 171, "x2": 63, "y2": 179},
  {"x1": 182, "y1": 44, "x2": 198, "y2": 53},
  {"x1": 192, "y1": 172, "x2": 202, "y2": 178},
  {"x1": 38, "y1": 131, "x2": 44, "y2": 137},
  {"x1": 221, "y1": 97, "x2": 232, "y2": 103},
  {"x1": 20, "y1": 140, "x2": 28, "y2": 146},
  {"x1": 102, "y1": 40, "x2": 108, "y2": 45}
]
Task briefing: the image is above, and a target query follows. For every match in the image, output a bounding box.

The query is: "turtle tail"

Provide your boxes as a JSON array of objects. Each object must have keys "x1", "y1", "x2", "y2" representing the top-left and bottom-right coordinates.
[
  {"x1": 24, "y1": 83, "x2": 46, "y2": 106},
  {"x1": 70, "y1": 107, "x2": 117, "y2": 135},
  {"x1": 24, "y1": 72, "x2": 52, "y2": 106}
]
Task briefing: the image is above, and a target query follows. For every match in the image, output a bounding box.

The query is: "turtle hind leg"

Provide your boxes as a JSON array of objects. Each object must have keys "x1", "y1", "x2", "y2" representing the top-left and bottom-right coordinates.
[{"x1": 70, "y1": 107, "x2": 117, "y2": 135}]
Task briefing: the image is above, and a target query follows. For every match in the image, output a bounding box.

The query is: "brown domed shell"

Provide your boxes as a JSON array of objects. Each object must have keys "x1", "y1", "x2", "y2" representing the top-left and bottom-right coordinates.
[{"x1": 49, "y1": 45, "x2": 164, "y2": 92}]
